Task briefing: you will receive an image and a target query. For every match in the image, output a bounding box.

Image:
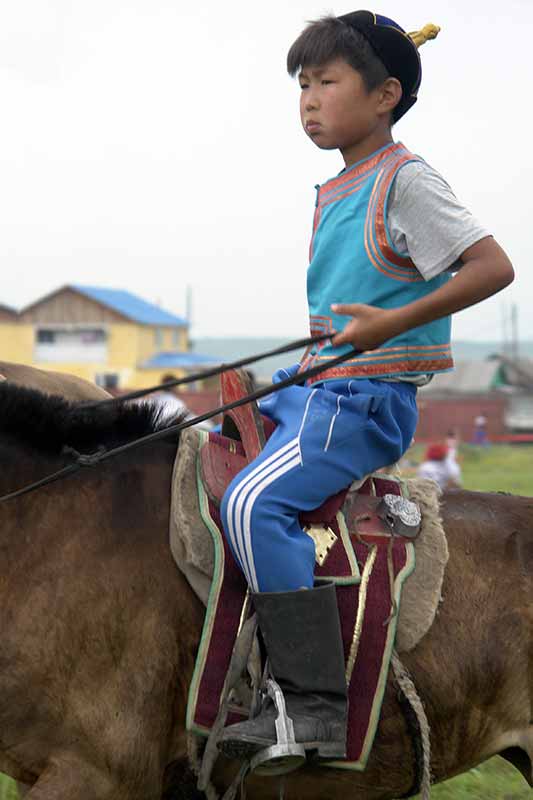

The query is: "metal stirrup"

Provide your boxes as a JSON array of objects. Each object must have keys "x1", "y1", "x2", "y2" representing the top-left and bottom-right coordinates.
[{"x1": 250, "y1": 679, "x2": 306, "y2": 776}]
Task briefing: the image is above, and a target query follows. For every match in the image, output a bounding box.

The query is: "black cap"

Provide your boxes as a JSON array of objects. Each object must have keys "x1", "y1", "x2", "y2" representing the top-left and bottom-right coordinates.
[{"x1": 337, "y1": 10, "x2": 422, "y2": 121}]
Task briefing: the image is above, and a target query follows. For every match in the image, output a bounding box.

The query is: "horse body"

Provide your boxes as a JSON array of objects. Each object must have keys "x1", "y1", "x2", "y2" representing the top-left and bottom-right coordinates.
[
  {"x1": 0, "y1": 360, "x2": 110, "y2": 401},
  {"x1": 0, "y1": 384, "x2": 532, "y2": 798},
  {"x1": 406, "y1": 491, "x2": 533, "y2": 789}
]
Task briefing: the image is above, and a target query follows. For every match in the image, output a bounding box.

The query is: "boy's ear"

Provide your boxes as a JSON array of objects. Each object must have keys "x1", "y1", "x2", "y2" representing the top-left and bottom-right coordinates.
[{"x1": 377, "y1": 77, "x2": 403, "y2": 118}]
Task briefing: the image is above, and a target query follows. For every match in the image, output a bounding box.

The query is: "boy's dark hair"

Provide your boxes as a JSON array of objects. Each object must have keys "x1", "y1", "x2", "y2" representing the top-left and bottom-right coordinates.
[{"x1": 287, "y1": 15, "x2": 389, "y2": 93}]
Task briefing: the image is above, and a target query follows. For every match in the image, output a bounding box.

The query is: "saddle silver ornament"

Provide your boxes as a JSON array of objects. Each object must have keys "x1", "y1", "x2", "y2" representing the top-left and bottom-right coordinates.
[{"x1": 378, "y1": 494, "x2": 421, "y2": 539}]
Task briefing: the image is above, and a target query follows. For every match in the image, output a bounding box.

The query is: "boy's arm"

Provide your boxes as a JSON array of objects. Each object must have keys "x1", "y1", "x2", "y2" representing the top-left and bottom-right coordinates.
[{"x1": 331, "y1": 236, "x2": 514, "y2": 350}]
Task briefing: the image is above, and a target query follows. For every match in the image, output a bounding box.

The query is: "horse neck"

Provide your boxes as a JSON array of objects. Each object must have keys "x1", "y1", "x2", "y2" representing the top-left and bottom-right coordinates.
[
  {"x1": 0, "y1": 438, "x2": 177, "y2": 548},
  {"x1": 0, "y1": 439, "x2": 61, "y2": 496}
]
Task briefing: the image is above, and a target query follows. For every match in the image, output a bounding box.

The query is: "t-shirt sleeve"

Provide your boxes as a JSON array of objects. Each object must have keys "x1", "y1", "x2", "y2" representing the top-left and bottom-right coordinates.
[{"x1": 387, "y1": 160, "x2": 491, "y2": 280}]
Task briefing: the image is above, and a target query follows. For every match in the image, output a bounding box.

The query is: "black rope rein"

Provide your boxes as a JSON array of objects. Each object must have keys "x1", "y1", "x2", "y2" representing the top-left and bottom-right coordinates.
[
  {"x1": 81, "y1": 333, "x2": 335, "y2": 409},
  {"x1": 0, "y1": 337, "x2": 360, "y2": 503}
]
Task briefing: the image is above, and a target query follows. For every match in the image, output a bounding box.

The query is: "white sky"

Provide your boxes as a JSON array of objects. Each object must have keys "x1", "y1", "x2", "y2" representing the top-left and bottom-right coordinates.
[{"x1": 0, "y1": 0, "x2": 531, "y2": 342}]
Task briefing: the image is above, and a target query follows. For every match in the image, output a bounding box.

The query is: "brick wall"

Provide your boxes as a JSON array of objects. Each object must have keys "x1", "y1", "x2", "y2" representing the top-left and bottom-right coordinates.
[
  {"x1": 415, "y1": 393, "x2": 507, "y2": 443},
  {"x1": 177, "y1": 390, "x2": 221, "y2": 422},
  {"x1": 183, "y1": 390, "x2": 511, "y2": 442}
]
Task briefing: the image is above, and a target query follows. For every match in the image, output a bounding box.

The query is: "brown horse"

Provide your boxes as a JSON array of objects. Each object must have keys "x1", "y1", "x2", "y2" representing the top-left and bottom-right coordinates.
[
  {"x1": 0, "y1": 382, "x2": 532, "y2": 800},
  {"x1": 0, "y1": 360, "x2": 110, "y2": 401}
]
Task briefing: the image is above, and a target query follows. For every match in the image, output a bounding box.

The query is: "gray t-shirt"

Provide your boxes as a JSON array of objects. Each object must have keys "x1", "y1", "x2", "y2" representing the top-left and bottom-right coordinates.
[
  {"x1": 387, "y1": 159, "x2": 490, "y2": 279},
  {"x1": 384, "y1": 159, "x2": 490, "y2": 384}
]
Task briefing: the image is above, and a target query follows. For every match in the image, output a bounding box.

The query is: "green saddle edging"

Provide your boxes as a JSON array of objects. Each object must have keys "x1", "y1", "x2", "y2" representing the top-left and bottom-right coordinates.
[{"x1": 185, "y1": 430, "x2": 238, "y2": 738}]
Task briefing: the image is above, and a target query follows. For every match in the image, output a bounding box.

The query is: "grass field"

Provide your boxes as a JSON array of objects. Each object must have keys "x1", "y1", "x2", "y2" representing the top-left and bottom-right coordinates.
[
  {"x1": 407, "y1": 442, "x2": 533, "y2": 496},
  {"x1": 1, "y1": 445, "x2": 532, "y2": 799},
  {"x1": 0, "y1": 777, "x2": 17, "y2": 800}
]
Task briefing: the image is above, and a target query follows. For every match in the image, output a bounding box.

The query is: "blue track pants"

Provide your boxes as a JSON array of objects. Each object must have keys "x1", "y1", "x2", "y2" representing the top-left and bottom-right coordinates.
[{"x1": 220, "y1": 373, "x2": 418, "y2": 593}]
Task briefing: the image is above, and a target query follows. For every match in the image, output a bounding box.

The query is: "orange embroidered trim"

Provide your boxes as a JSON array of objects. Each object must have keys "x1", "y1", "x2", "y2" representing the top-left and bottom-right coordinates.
[
  {"x1": 374, "y1": 156, "x2": 421, "y2": 268},
  {"x1": 306, "y1": 358, "x2": 454, "y2": 383},
  {"x1": 309, "y1": 314, "x2": 335, "y2": 327},
  {"x1": 319, "y1": 143, "x2": 404, "y2": 196},
  {"x1": 299, "y1": 340, "x2": 452, "y2": 371},
  {"x1": 320, "y1": 176, "x2": 369, "y2": 209},
  {"x1": 301, "y1": 317, "x2": 335, "y2": 368},
  {"x1": 310, "y1": 144, "x2": 412, "y2": 264},
  {"x1": 319, "y1": 146, "x2": 408, "y2": 210},
  {"x1": 364, "y1": 156, "x2": 424, "y2": 283},
  {"x1": 364, "y1": 174, "x2": 418, "y2": 283},
  {"x1": 301, "y1": 349, "x2": 451, "y2": 370}
]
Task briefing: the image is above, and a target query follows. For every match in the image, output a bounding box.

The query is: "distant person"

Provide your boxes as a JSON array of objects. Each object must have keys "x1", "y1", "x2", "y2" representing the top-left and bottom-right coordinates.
[
  {"x1": 418, "y1": 443, "x2": 461, "y2": 490},
  {"x1": 472, "y1": 413, "x2": 489, "y2": 446},
  {"x1": 446, "y1": 428, "x2": 460, "y2": 459},
  {"x1": 445, "y1": 427, "x2": 462, "y2": 479}
]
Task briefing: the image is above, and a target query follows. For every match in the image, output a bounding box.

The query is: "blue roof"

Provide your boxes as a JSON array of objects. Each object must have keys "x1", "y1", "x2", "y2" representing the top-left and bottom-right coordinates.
[
  {"x1": 140, "y1": 351, "x2": 221, "y2": 369},
  {"x1": 72, "y1": 284, "x2": 188, "y2": 327}
]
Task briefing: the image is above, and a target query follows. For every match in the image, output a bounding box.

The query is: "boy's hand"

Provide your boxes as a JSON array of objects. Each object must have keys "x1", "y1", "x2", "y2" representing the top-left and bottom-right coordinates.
[{"x1": 330, "y1": 303, "x2": 398, "y2": 350}]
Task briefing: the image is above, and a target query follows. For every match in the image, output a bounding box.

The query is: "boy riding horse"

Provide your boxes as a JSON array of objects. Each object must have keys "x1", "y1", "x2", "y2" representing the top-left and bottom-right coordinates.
[{"x1": 218, "y1": 10, "x2": 514, "y2": 767}]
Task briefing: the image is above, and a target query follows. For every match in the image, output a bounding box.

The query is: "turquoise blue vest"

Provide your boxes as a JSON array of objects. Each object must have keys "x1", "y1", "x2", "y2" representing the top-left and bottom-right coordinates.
[{"x1": 302, "y1": 142, "x2": 453, "y2": 382}]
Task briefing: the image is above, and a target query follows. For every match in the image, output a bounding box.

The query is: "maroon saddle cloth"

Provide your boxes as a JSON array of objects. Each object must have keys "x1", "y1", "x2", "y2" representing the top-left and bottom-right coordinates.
[{"x1": 187, "y1": 370, "x2": 416, "y2": 770}]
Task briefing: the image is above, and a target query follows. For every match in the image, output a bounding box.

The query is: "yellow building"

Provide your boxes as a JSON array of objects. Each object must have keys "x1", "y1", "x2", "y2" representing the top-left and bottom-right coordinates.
[{"x1": 0, "y1": 284, "x2": 218, "y2": 390}]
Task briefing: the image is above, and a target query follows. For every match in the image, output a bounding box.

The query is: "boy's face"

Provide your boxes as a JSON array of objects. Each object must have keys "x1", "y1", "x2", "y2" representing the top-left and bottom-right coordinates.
[{"x1": 298, "y1": 58, "x2": 389, "y2": 153}]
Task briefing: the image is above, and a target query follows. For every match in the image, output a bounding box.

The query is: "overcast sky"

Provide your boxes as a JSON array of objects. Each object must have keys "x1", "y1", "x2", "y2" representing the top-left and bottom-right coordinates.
[{"x1": 0, "y1": 0, "x2": 530, "y2": 344}]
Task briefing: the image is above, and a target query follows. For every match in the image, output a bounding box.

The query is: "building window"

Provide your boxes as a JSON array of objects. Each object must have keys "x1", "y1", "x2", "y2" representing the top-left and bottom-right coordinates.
[
  {"x1": 154, "y1": 328, "x2": 163, "y2": 348},
  {"x1": 34, "y1": 327, "x2": 108, "y2": 363},
  {"x1": 37, "y1": 330, "x2": 56, "y2": 344},
  {"x1": 80, "y1": 329, "x2": 106, "y2": 343},
  {"x1": 172, "y1": 328, "x2": 181, "y2": 348}
]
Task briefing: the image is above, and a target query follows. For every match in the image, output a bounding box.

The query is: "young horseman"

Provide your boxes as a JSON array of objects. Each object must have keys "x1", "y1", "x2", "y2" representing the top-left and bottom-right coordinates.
[{"x1": 219, "y1": 11, "x2": 514, "y2": 764}]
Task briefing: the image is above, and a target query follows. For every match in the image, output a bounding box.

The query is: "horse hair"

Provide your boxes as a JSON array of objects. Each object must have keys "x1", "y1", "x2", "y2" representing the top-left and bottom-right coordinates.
[{"x1": 0, "y1": 382, "x2": 183, "y2": 455}]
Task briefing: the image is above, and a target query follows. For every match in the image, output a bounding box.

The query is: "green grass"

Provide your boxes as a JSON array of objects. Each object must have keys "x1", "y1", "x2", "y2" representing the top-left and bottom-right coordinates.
[
  {"x1": 0, "y1": 775, "x2": 18, "y2": 800},
  {"x1": 415, "y1": 756, "x2": 532, "y2": 799},
  {"x1": 407, "y1": 443, "x2": 533, "y2": 496},
  {"x1": 1, "y1": 446, "x2": 531, "y2": 799},
  {"x1": 460, "y1": 444, "x2": 533, "y2": 495}
]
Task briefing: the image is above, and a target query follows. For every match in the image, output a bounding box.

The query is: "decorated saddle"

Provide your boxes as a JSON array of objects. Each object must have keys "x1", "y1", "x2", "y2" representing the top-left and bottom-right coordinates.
[{"x1": 170, "y1": 370, "x2": 449, "y2": 772}]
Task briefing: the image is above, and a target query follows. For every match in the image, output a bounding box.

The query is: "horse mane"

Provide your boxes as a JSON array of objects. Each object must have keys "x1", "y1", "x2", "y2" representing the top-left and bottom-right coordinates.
[{"x1": 0, "y1": 383, "x2": 182, "y2": 456}]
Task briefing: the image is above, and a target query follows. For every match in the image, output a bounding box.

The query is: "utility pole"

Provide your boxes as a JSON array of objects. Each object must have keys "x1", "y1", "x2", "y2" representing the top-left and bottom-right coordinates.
[
  {"x1": 510, "y1": 303, "x2": 519, "y2": 363},
  {"x1": 501, "y1": 301, "x2": 509, "y2": 358},
  {"x1": 186, "y1": 285, "x2": 193, "y2": 350}
]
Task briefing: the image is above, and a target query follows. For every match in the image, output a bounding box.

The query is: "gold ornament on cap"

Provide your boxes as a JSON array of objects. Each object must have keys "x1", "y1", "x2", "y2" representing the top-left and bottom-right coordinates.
[{"x1": 408, "y1": 23, "x2": 440, "y2": 49}]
